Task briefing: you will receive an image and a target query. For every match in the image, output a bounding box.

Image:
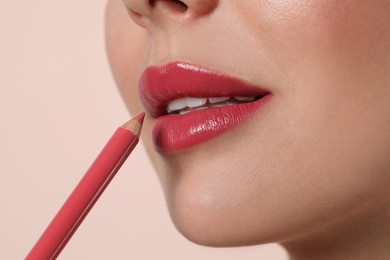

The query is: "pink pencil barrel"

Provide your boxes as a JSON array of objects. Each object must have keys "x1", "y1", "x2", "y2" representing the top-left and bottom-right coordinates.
[{"x1": 27, "y1": 113, "x2": 144, "y2": 259}]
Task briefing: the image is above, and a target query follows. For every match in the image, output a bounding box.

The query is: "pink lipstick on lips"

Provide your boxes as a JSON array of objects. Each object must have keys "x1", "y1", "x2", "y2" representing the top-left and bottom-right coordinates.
[{"x1": 139, "y1": 61, "x2": 272, "y2": 152}]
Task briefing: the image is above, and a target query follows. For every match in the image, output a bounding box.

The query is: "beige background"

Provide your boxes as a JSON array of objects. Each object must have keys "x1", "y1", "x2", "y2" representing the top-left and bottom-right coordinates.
[{"x1": 0, "y1": 1, "x2": 287, "y2": 259}]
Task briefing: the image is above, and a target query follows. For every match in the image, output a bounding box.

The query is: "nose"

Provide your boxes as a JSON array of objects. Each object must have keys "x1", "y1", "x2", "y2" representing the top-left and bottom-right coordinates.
[{"x1": 124, "y1": 0, "x2": 219, "y2": 27}]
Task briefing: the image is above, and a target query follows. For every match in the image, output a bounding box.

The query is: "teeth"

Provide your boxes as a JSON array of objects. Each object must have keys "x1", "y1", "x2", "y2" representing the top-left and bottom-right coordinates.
[
  {"x1": 167, "y1": 97, "x2": 207, "y2": 113},
  {"x1": 167, "y1": 97, "x2": 187, "y2": 112},
  {"x1": 234, "y1": 96, "x2": 256, "y2": 101},
  {"x1": 194, "y1": 107, "x2": 208, "y2": 111},
  {"x1": 166, "y1": 96, "x2": 258, "y2": 114},
  {"x1": 186, "y1": 97, "x2": 207, "y2": 108},
  {"x1": 212, "y1": 102, "x2": 235, "y2": 108},
  {"x1": 179, "y1": 110, "x2": 191, "y2": 115},
  {"x1": 209, "y1": 97, "x2": 230, "y2": 104}
]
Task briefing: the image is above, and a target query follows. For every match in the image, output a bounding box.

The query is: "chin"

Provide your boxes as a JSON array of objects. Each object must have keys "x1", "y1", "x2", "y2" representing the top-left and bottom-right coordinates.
[
  {"x1": 159, "y1": 159, "x2": 282, "y2": 248},
  {"x1": 167, "y1": 193, "x2": 274, "y2": 247}
]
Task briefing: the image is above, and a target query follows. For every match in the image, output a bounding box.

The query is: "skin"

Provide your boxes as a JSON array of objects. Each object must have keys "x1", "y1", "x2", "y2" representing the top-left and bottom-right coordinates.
[{"x1": 105, "y1": 0, "x2": 390, "y2": 259}]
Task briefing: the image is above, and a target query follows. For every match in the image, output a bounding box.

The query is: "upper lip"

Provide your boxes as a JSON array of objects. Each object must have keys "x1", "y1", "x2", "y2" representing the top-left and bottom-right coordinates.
[{"x1": 138, "y1": 61, "x2": 270, "y2": 117}]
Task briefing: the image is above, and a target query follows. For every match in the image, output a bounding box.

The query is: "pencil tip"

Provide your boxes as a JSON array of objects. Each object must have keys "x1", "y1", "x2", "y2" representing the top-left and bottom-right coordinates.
[
  {"x1": 120, "y1": 112, "x2": 145, "y2": 135},
  {"x1": 133, "y1": 112, "x2": 145, "y2": 124}
]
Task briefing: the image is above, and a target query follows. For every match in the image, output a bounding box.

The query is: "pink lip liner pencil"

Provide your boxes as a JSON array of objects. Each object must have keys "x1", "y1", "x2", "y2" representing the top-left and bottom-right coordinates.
[{"x1": 26, "y1": 113, "x2": 145, "y2": 260}]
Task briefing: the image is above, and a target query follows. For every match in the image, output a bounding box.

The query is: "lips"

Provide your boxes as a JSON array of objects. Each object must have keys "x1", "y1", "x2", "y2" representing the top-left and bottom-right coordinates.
[{"x1": 139, "y1": 61, "x2": 272, "y2": 152}]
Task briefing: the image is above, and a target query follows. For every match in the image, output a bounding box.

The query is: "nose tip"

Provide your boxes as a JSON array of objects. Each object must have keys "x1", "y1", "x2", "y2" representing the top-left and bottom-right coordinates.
[{"x1": 124, "y1": 0, "x2": 219, "y2": 27}]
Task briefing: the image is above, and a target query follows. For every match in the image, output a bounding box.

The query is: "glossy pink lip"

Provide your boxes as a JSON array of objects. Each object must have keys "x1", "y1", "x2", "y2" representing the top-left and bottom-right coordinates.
[{"x1": 139, "y1": 61, "x2": 272, "y2": 152}]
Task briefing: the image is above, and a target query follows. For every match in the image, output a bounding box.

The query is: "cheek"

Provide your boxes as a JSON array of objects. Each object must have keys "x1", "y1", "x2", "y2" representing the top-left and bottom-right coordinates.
[
  {"x1": 242, "y1": 0, "x2": 390, "y2": 68},
  {"x1": 105, "y1": 0, "x2": 150, "y2": 113},
  {"x1": 255, "y1": 0, "x2": 390, "y2": 189},
  {"x1": 246, "y1": 0, "x2": 390, "y2": 145},
  {"x1": 106, "y1": 0, "x2": 164, "y2": 178}
]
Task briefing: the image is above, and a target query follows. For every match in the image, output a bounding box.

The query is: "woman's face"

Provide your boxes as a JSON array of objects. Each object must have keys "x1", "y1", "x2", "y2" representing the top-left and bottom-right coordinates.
[{"x1": 106, "y1": 0, "x2": 390, "y2": 246}]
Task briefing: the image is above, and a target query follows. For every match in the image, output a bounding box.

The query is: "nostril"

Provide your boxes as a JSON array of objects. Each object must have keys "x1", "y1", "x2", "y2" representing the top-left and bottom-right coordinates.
[
  {"x1": 149, "y1": 0, "x2": 188, "y2": 14},
  {"x1": 172, "y1": 0, "x2": 188, "y2": 11}
]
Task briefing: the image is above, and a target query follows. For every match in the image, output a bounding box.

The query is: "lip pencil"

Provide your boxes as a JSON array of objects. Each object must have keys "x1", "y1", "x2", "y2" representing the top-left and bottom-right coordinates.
[{"x1": 26, "y1": 112, "x2": 145, "y2": 260}]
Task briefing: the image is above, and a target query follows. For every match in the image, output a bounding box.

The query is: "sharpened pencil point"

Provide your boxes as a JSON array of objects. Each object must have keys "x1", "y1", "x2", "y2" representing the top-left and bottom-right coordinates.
[
  {"x1": 120, "y1": 113, "x2": 145, "y2": 137},
  {"x1": 133, "y1": 112, "x2": 145, "y2": 124}
]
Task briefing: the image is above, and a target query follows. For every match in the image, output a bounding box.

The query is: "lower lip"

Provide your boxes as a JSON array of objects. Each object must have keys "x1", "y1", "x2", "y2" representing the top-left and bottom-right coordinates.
[{"x1": 152, "y1": 95, "x2": 272, "y2": 152}]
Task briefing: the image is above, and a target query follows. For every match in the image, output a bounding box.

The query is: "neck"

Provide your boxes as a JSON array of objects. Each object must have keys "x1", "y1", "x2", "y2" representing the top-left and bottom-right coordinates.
[{"x1": 281, "y1": 201, "x2": 390, "y2": 260}]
